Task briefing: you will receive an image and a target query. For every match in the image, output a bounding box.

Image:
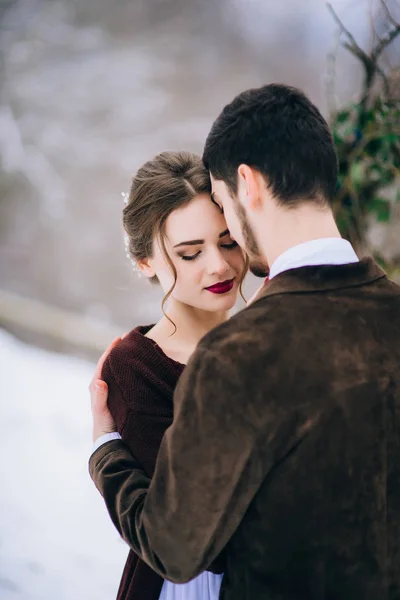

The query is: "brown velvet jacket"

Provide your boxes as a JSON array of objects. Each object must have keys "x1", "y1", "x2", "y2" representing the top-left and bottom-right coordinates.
[{"x1": 90, "y1": 258, "x2": 400, "y2": 600}]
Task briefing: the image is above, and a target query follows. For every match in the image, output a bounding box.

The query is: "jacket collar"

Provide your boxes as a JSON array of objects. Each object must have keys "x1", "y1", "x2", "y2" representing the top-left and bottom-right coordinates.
[{"x1": 253, "y1": 257, "x2": 386, "y2": 304}]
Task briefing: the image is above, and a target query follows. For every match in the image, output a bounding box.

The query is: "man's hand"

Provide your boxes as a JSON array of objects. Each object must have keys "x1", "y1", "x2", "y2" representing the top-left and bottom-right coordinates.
[{"x1": 89, "y1": 337, "x2": 121, "y2": 442}]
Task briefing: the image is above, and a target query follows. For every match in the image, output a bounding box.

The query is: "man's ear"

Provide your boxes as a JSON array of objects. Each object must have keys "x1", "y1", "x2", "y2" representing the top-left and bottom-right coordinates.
[
  {"x1": 237, "y1": 164, "x2": 263, "y2": 211},
  {"x1": 137, "y1": 257, "x2": 156, "y2": 279}
]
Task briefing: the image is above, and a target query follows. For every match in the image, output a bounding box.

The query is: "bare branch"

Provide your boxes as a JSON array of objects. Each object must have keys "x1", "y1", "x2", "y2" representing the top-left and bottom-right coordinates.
[
  {"x1": 327, "y1": 1, "x2": 397, "y2": 106},
  {"x1": 376, "y1": 64, "x2": 390, "y2": 95},
  {"x1": 369, "y1": 6, "x2": 378, "y2": 48},
  {"x1": 372, "y1": 22, "x2": 400, "y2": 60},
  {"x1": 327, "y1": 3, "x2": 368, "y2": 59},
  {"x1": 327, "y1": 3, "x2": 373, "y2": 76},
  {"x1": 380, "y1": 0, "x2": 400, "y2": 28},
  {"x1": 325, "y1": 28, "x2": 341, "y2": 116}
]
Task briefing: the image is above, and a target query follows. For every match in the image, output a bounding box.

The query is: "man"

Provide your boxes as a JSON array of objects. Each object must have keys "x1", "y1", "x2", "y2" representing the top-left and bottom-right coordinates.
[{"x1": 89, "y1": 84, "x2": 400, "y2": 599}]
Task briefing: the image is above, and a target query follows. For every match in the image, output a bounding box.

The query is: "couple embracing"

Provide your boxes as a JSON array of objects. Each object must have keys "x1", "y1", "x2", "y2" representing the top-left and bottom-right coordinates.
[{"x1": 88, "y1": 84, "x2": 400, "y2": 600}]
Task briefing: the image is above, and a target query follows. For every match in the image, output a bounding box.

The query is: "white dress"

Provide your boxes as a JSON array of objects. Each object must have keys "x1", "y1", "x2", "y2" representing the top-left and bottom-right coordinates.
[{"x1": 159, "y1": 572, "x2": 223, "y2": 600}]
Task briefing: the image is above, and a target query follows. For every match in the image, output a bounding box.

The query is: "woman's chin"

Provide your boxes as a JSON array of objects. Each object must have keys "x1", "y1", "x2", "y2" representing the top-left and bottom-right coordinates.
[{"x1": 204, "y1": 289, "x2": 240, "y2": 312}]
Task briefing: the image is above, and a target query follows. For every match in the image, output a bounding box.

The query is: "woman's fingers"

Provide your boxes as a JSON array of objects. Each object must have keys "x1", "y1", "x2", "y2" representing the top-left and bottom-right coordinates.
[{"x1": 89, "y1": 336, "x2": 121, "y2": 392}]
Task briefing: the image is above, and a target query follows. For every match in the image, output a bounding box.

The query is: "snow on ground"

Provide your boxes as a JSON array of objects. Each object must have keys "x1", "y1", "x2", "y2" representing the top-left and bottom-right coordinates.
[{"x1": 0, "y1": 329, "x2": 128, "y2": 599}]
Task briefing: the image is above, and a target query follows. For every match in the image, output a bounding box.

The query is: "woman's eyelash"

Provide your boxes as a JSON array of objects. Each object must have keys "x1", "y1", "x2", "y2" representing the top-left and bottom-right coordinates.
[
  {"x1": 180, "y1": 252, "x2": 201, "y2": 261},
  {"x1": 180, "y1": 241, "x2": 238, "y2": 261},
  {"x1": 221, "y1": 241, "x2": 238, "y2": 249}
]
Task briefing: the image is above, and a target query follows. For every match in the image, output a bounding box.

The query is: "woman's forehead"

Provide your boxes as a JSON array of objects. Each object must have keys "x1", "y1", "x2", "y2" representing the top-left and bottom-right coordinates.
[{"x1": 165, "y1": 195, "x2": 227, "y2": 242}]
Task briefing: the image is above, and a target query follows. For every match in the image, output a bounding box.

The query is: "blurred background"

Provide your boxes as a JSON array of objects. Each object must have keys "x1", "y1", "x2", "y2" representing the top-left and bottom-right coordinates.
[{"x1": 0, "y1": 0, "x2": 399, "y2": 598}]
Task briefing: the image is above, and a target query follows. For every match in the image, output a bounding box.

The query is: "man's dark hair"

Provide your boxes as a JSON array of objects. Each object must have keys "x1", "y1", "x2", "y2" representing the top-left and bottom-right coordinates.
[{"x1": 203, "y1": 84, "x2": 338, "y2": 206}]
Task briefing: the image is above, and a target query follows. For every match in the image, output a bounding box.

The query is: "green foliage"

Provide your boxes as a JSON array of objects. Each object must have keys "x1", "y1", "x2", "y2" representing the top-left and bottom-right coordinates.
[
  {"x1": 331, "y1": 98, "x2": 400, "y2": 263},
  {"x1": 327, "y1": 2, "x2": 400, "y2": 278}
]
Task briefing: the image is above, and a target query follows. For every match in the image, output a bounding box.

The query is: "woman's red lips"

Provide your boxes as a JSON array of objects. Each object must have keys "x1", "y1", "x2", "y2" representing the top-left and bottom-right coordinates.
[{"x1": 205, "y1": 279, "x2": 235, "y2": 294}]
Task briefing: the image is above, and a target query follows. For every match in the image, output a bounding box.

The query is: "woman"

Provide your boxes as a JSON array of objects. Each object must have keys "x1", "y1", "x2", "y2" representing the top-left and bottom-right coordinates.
[{"x1": 102, "y1": 151, "x2": 247, "y2": 600}]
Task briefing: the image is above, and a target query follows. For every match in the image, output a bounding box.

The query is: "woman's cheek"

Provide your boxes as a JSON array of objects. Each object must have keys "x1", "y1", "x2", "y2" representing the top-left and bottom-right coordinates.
[{"x1": 229, "y1": 248, "x2": 246, "y2": 273}]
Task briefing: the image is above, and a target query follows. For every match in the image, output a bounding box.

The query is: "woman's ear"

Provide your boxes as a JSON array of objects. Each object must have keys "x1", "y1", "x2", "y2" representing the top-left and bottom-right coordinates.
[{"x1": 137, "y1": 257, "x2": 156, "y2": 279}]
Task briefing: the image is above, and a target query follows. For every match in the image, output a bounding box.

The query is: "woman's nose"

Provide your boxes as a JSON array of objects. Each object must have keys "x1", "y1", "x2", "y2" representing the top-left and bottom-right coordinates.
[{"x1": 209, "y1": 250, "x2": 230, "y2": 276}]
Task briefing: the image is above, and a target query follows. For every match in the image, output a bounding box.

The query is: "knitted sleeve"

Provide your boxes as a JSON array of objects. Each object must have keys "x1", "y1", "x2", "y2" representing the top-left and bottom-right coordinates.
[{"x1": 101, "y1": 350, "x2": 173, "y2": 479}]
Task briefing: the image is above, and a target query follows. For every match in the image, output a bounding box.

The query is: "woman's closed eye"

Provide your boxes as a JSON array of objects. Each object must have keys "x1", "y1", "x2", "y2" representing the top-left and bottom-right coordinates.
[
  {"x1": 220, "y1": 241, "x2": 238, "y2": 250},
  {"x1": 179, "y1": 251, "x2": 201, "y2": 261},
  {"x1": 179, "y1": 240, "x2": 238, "y2": 261}
]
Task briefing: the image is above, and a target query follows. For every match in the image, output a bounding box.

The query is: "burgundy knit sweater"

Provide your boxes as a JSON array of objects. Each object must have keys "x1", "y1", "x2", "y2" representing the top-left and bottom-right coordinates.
[{"x1": 101, "y1": 325, "x2": 185, "y2": 600}]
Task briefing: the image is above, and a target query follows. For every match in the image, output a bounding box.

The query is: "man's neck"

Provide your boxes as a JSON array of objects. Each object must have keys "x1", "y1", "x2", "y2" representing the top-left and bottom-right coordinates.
[{"x1": 259, "y1": 206, "x2": 342, "y2": 269}]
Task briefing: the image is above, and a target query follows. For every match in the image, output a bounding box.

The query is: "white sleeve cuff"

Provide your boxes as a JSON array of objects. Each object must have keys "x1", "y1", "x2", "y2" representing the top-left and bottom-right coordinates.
[{"x1": 91, "y1": 432, "x2": 122, "y2": 455}]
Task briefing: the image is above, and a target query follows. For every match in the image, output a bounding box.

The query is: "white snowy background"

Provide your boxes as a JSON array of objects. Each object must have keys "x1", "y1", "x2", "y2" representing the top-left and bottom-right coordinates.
[
  {"x1": 1, "y1": 1, "x2": 399, "y2": 598},
  {"x1": 0, "y1": 328, "x2": 127, "y2": 600}
]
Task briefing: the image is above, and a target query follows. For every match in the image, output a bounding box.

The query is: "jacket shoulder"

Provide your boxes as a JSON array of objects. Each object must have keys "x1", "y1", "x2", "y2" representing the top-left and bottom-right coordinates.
[{"x1": 197, "y1": 297, "x2": 283, "y2": 358}]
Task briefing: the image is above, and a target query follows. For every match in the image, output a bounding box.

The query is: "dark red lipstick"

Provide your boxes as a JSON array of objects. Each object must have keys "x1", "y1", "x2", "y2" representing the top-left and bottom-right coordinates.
[{"x1": 205, "y1": 279, "x2": 234, "y2": 294}]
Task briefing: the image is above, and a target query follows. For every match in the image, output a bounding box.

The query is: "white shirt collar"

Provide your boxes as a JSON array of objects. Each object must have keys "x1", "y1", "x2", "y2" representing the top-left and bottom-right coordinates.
[{"x1": 269, "y1": 238, "x2": 359, "y2": 280}]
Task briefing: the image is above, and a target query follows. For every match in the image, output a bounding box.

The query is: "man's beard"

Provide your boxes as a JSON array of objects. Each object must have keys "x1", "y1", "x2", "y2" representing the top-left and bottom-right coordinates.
[{"x1": 235, "y1": 200, "x2": 269, "y2": 278}]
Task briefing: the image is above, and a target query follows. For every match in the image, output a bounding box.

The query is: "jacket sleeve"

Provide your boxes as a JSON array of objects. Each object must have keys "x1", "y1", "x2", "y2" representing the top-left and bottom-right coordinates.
[
  {"x1": 89, "y1": 342, "x2": 272, "y2": 582},
  {"x1": 101, "y1": 349, "x2": 225, "y2": 574}
]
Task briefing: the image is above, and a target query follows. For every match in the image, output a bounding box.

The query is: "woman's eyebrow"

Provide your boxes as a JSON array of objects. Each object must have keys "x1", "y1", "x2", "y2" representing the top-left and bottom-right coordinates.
[
  {"x1": 173, "y1": 239, "x2": 204, "y2": 248},
  {"x1": 211, "y1": 193, "x2": 222, "y2": 210},
  {"x1": 211, "y1": 192, "x2": 217, "y2": 203},
  {"x1": 173, "y1": 229, "x2": 229, "y2": 249}
]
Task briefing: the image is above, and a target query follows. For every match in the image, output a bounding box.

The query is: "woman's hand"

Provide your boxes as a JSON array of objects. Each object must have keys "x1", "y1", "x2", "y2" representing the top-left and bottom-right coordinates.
[{"x1": 89, "y1": 337, "x2": 121, "y2": 442}]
